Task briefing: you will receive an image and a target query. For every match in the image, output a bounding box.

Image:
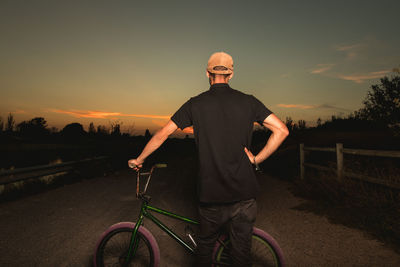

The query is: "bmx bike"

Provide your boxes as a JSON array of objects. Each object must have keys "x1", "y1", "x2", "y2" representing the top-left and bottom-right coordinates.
[{"x1": 93, "y1": 163, "x2": 285, "y2": 266}]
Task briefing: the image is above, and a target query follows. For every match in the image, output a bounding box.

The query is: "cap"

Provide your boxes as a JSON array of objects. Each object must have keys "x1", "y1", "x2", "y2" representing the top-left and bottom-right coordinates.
[{"x1": 207, "y1": 52, "x2": 234, "y2": 74}]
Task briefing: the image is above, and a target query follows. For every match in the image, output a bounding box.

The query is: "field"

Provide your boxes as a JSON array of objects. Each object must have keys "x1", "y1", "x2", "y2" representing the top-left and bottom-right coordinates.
[{"x1": 264, "y1": 128, "x2": 400, "y2": 251}]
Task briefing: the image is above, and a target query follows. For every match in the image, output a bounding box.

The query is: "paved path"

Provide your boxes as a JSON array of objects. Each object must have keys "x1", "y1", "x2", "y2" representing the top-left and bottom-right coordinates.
[{"x1": 1, "y1": 165, "x2": 399, "y2": 266}]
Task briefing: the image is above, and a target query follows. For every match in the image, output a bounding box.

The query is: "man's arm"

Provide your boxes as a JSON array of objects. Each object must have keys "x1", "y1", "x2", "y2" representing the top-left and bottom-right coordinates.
[
  {"x1": 128, "y1": 120, "x2": 178, "y2": 169},
  {"x1": 244, "y1": 114, "x2": 289, "y2": 164}
]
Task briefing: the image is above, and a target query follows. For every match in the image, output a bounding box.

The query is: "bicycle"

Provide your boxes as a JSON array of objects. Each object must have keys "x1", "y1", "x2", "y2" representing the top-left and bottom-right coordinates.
[{"x1": 93, "y1": 163, "x2": 285, "y2": 267}]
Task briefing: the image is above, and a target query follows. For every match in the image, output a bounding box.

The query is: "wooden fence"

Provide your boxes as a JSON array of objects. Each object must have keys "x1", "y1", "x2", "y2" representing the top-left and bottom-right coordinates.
[
  {"x1": 300, "y1": 143, "x2": 400, "y2": 189},
  {"x1": 0, "y1": 156, "x2": 108, "y2": 186}
]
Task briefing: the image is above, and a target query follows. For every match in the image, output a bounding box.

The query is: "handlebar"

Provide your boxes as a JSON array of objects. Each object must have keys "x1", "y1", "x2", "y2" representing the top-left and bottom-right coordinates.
[
  {"x1": 128, "y1": 162, "x2": 167, "y2": 169},
  {"x1": 128, "y1": 163, "x2": 167, "y2": 198}
]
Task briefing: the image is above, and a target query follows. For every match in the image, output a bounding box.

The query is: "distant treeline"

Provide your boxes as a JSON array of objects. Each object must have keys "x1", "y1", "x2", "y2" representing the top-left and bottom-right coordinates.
[
  {"x1": 285, "y1": 74, "x2": 399, "y2": 134},
  {"x1": 0, "y1": 115, "x2": 154, "y2": 144},
  {"x1": 1, "y1": 74, "x2": 399, "y2": 144}
]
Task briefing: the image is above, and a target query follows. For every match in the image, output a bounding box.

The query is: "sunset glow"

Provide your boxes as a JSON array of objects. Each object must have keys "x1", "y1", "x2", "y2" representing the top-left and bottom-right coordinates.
[
  {"x1": 1, "y1": 1, "x2": 399, "y2": 134},
  {"x1": 277, "y1": 104, "x2": 316, "y2": 110},
  {"x1": 51, "y1": 109, "x2": 171, "y2": 120}
]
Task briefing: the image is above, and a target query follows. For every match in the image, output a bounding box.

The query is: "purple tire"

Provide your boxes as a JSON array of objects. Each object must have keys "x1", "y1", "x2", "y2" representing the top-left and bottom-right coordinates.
[
  {"x1": 94, "y1": 222, "x2": 160, "y2": 267},
  {"x1": 212, "y1": 227, "x2": 285, "y2": 267}
]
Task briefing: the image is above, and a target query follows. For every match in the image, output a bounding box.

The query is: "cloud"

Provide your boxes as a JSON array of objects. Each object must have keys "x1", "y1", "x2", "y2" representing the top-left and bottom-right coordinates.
[
  {"x1": 50, "y1": 109, "x2": 171, "y2": 120},
  {"x1": 345, "y1": 52, "x2": 357, "y2": 60},
  {"x1": 310, "y1": 64, "x2": 335, "y2": 74},
  {"x1": 151, "y1": 119, "x2": 167, "y2": 127},
  {"x1": 338, "y1": 70, "x2": 391, "y2": 83},
  {"x1": 317, "y1": 104, "x2": 352, "y2": 112},
  {"x1": 335, "y1": 43, "x2": 362, "y2": 60},
  {"x1": 277, "y1": 104, "x2": 315, "y2": 109},
  {"x1": 335, "y1": 44, "x2": 361, "y2": 51},
  {"x1": 50, "y1": 109, "x2": 121, "y2": 118},
  {"x1": 125, "y1": 114, "x2": 170, "y2": 119},
  {"x1": 277, "y1": 103, "x2": 351, "y2": 112},
  {"x1": 13, "y1": 109, "x2": 26, "y2": 114}
]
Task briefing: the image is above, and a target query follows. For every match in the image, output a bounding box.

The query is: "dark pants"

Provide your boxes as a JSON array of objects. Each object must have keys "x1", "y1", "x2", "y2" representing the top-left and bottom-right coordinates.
[{"x1": 196, "y1": 198, "x2": 257, "y2": 267}]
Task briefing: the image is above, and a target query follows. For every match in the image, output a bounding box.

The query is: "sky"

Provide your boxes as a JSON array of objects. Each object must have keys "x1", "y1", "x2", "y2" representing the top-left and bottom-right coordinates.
[{"x1": 1, "y1": 0, "x2": 399, "y2": 136}]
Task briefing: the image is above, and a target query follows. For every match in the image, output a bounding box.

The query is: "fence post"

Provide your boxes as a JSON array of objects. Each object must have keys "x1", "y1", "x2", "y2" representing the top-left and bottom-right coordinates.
[
  {"x1": 336, "y1": 143, "x2": 343, "y2": 181},
  {"x1": 300, "y1": 143, "x2": 305, "y2": 179}
]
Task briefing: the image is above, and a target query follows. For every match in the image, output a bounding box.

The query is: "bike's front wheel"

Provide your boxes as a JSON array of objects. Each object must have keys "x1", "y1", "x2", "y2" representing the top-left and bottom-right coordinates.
[
  {"x1": 94, "y1": 222, "x2": 160, "y2": 267},
  {"x1": 212, "y1": 227, "x2": 285, "y2": 267}
]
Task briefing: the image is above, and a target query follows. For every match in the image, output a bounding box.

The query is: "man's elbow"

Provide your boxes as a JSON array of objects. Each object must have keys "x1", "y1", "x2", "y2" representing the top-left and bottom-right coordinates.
[{"x1": 280, "y1": 125, "x2": 289, "y2": 138}]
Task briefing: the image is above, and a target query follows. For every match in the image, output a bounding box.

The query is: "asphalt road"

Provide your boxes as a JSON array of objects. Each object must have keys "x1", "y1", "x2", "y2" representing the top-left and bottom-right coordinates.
[{"x1": 1, "y1": 162, "x2": 400, "y2": 266}]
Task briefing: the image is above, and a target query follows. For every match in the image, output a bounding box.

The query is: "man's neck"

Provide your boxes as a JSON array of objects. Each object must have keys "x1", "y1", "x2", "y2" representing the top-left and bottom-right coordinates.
[
  {"x1": 210, "y1": 78, "x2": 229, "y2": 85},
  {"x1": 211, "y1": 82, "x2": 228, "y2": 85}
]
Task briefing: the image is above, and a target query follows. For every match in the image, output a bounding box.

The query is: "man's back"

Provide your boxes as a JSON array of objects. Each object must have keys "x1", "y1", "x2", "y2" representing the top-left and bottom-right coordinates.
[{"x1": 171, "y1": 83, "x2": 271, "y2": 203}]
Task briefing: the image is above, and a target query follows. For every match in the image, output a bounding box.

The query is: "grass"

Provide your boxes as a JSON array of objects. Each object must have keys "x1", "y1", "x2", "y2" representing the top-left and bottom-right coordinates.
[
  {"x1": 291, "y1": 165, "x2": 400, "y2": 253},
  {"x1": 267, "y1": 134, "x2": 400, "y2": 251}
]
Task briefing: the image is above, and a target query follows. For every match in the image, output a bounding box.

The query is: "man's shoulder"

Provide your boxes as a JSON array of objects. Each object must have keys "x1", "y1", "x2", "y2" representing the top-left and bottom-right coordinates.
[
  {"x1": 193, "y1": 90, "x2": 211, "y2": 98},
  {"x1": 188, "y1": 90, "x2": 212, "y2": 103},
  {"x1": 230, "y1": 87, "x2": 253, "y2": 98},
  {"x1": 190, "y1": 87, "x2": 254, "y2": 100}
]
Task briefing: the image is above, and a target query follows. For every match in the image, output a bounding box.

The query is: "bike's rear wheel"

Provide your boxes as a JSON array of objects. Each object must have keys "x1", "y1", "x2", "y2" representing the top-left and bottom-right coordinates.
[
  {"x1": 212, "y1": 227, "x2": 285, "y2": 267},
  {"x1": 94, "y1": 222, "x2": 160, "y2": 267}
]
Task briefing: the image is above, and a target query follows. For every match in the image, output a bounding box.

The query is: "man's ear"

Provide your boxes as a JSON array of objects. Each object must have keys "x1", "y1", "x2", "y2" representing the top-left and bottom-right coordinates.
[
  {"x1": 228, "y1": 72, "x2": 234, "y2": 80},
  {"x1": 206, "y1": 71, "x2": 210, "y2": 78}
]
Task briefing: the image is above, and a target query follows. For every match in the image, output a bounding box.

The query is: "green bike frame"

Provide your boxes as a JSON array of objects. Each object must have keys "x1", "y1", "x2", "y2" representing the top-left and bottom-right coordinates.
[{"x1": 125, "y1": 196, "x2": 200, "y2": 263}]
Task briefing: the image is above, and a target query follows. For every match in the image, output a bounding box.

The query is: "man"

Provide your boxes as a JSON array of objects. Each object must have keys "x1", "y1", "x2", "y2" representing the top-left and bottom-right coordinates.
[{"x1": 128, "y1": 52, "x2": 289, "y2": 266}]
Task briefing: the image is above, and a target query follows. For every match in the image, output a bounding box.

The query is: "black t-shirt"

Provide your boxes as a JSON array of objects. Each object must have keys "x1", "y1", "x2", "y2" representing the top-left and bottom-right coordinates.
[{"x1": 171, "y1": 83, "x2": 272, "y2": 203}]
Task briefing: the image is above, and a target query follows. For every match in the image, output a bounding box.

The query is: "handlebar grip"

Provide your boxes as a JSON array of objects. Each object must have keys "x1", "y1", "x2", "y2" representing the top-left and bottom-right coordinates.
[
  {"x1": 155, "y1": 163, "x2": 167, "y2": 168},
  {"x1": 128, "y1": 162, "x2": 137, "y2": 169},
  {"x1": 129, "y1": 162, "x2": 166, "y2": 169}
]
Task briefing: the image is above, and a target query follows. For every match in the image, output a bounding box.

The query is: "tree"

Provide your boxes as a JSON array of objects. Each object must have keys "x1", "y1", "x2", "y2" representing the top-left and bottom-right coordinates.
[
  {"x1": 285, "y1": 117, "x2": 294, "y2": 132},
  {"x1": 125, "y1": 122, "x2": 136, "y2": 136},
  {"x1": 88, "y1": 122, "x2": 96, "y2": 135},
  {"x1": 252, "y1": 127, "x2": 269, "y2": 150},
  {"x1": 61, "y1": 123, "x2": 86, "y2": 140},
  {"x1": 111, "y1": 124, "x2": 121, "y2": 136},
  {"x1": 292, "y1": 122, "x2": 298, "y2": 132},
  {"x1": 316, "y1": 117, "x2": 322, "y2": 128},
  {"x1": 110, "y1": 121, "x2": 122, "y2": 137},
  {"x1": 298, "y1": 120, "x2": 306, "y2": 130},
  {"x1": 0, "y1": 116, "x2": 3, "y2": 132},
  {"x1": 144, "y1": 129, "x2": 152, "y2": 140},
  {"x1": 49, "y1": 127, "x2": 58, "y2": 134},
  {"x1": 357, "y1": 75, "x2": 400, "y2": 129},
  {"x1": 97, "y1": 125, "x2": 109, "y2": 136},
  {"x1": 6, "y1": 113, "x2": 15, "y2": 132},
  {"x1": 17, "y1": 117, "x2": 49, "y2": 138}
]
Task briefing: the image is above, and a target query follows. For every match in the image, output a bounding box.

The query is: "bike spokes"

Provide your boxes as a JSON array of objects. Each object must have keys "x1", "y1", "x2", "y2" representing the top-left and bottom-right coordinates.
[{"x1": 102, "y1": 230, "x2": 152, "y2": 267}]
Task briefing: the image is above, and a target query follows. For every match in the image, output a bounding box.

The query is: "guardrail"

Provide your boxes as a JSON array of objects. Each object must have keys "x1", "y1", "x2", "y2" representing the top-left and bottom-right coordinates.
[
  {"x1": 0, "y1": 156, "x2": 108, "y2": 186},
  {"x1": 300, "y1": 143, "x2": 400, "y2": 189}
]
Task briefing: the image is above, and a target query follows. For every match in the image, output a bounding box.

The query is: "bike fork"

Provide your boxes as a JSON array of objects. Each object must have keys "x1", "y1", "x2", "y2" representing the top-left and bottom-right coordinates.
[{"x1": 124, "y1": 215, "x2": 145, "y2": 266}]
